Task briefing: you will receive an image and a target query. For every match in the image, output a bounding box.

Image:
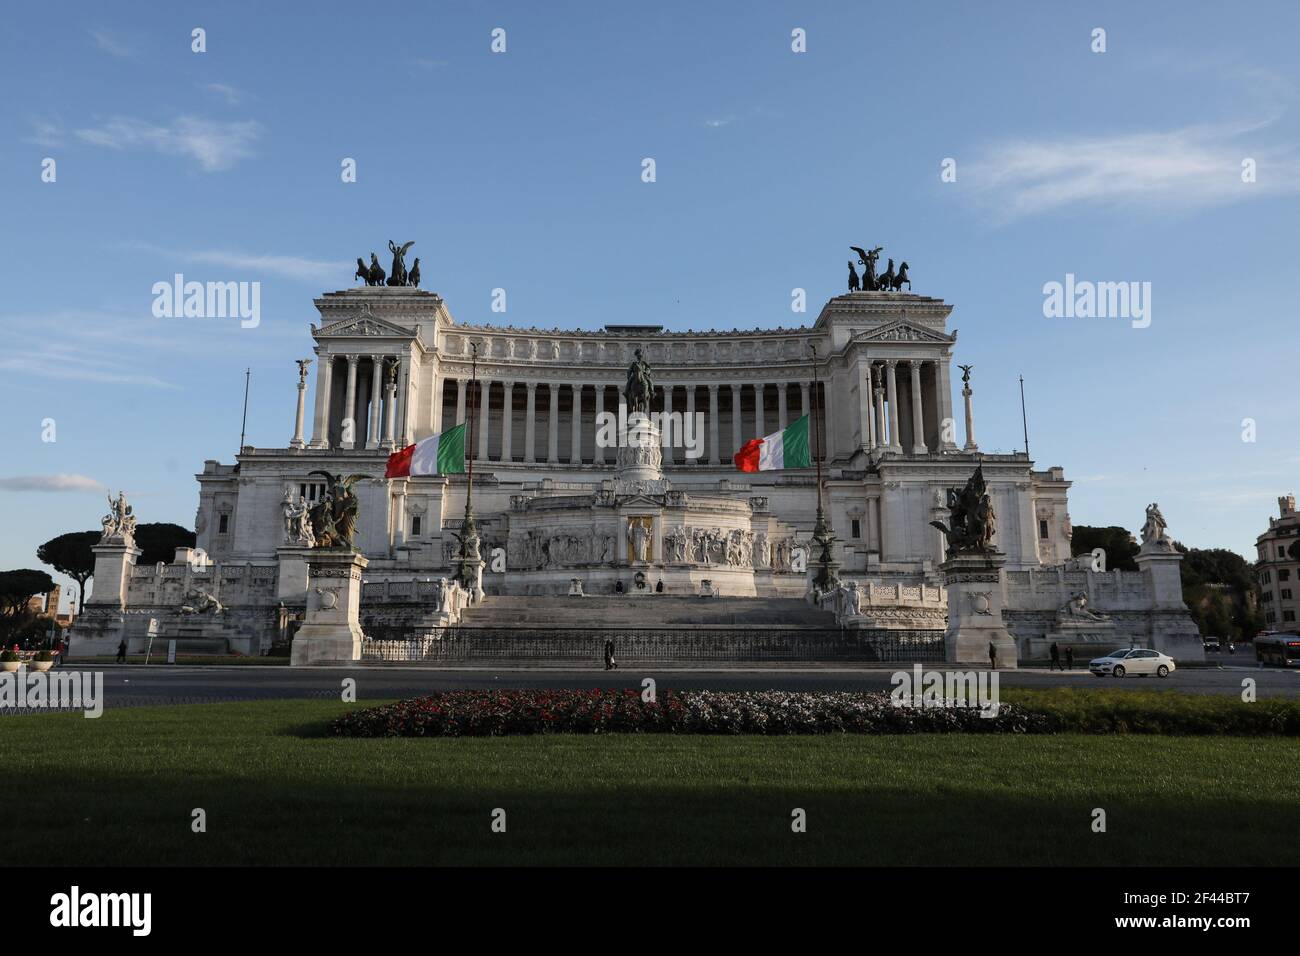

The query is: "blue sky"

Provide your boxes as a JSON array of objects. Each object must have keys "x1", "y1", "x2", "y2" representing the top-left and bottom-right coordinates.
[{"x1": 2, "y1": 1, "x2": 1298, "y2": 606}]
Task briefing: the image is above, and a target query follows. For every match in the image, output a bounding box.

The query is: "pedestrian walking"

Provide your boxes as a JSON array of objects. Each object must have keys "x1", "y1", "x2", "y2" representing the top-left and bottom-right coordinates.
[
  {"x1": 988, "y1": 640, "x2": 997, "y2": 670},
  {"x1": 116, "y1": 639, "x2": 127, "y2": 664},
  {"x1": 1065, "y1": 646, "x2": 1074, "y2": 670},
  {"x1": 603, "y1": 638, "x2": 617, "y2": 671},
  {"x1": 1049, "y1": 641, "x2": 1061, "y2": 671}
]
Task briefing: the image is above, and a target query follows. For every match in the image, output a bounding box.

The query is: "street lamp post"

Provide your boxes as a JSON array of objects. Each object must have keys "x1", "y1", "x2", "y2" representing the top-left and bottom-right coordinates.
[
  {"x1": 455, "y1": 342, "x2": 483, "y2": 599},
  {"x1": 809, "y1": 342, "x2": 839, "y2": 595}
]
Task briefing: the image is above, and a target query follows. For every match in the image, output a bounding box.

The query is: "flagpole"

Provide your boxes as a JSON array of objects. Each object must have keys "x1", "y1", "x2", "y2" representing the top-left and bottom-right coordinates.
[
  {"x1": 238, "y1": 367, "x2": 250, "y2": 454},
  {"x1": 1019, "y1": 374, "x2": 1030, "y2": 459}
]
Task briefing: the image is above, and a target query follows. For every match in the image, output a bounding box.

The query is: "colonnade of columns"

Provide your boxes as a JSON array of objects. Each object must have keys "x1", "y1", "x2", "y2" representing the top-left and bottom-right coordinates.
[
  {"x1": 302, "y1": 354, "x2": 959, "y2": 462},
  {"x1": 435, "y1": 378, "x2": 829, "y2": 466},
  {"x1": 307, "y1": 353, "x2": 404, "y2": 450},
  {"x1": 855, "y1": 358, "x2": 955, "y2": 456}
]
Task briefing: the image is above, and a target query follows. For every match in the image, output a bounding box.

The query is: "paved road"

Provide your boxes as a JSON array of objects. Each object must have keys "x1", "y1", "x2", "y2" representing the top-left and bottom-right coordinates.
[{"x1": 6, "y1": 661, "x2": 1295, "y2": 710}]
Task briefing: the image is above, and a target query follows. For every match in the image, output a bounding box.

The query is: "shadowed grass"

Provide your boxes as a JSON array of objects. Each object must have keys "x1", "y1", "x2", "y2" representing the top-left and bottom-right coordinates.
[{"x1": 3, "y1": 698, "x2": 1297, "y2": 866}]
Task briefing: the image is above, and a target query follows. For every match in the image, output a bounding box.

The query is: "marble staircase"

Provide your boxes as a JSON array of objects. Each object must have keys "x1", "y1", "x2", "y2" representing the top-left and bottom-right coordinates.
[{"x1": 459, "y1": 595, "x2": 836, "y2": 628}]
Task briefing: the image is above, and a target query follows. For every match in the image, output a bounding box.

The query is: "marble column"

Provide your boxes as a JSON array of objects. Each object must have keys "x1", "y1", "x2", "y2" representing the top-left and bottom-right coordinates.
[
  {"x1": 685, "y1": 384, "x2": 696, "y2": 464},
  {"x1": 963, "y1": 376, "x2": 978, "y2": 452},
  {"x1": 501, "y1": 381, "x2": 514, "y2": 462},
  {"x1": 754, "y1": 383, "x2": 765, "y2": 438},
  {"x1": 662, "y1": 385, "x2": 674, "y2": 465},
  {"x1": 366, "y1": 357, "x2": 383, "y2": 449},
  {"x1": 885, "y1": 361, "x2": 902, "y2": 453},
  {"x1": 383, "y1": 376, "x2": 397, "y2": 449},
  {"x1": 910, "y1": 360, "x2": 928, "y2": 455},
  {"x1": 547, "y1": 383, "x2": 559, "y2": 463},
  {"x1": 291, "y1": 362, "x2": 309, "y2": 449},
  {"x1": 937, "y1": 359, "x2": 958, "y2": 451},
  {"x1": 708, "y1": 384, "x2": 720, "y2": 465},
  {"x1": 309, "y1": 353, "x2": 332, "y2": 449},
  {"x1": 858, "y1": 364, "x2": 874, "y2": 452},
  {"x1": 524, "y1": 382, "x2": 537, "y2": 464},
  {"x1": 593, "y1": 384, "x2": 606, "y2": 465},
  {"x1": 865, "y1": 366, "x2": 877, "y2": 449},
  {"x1": 778, "y1": 382, "x2": 789, "y2": 431},
  {"x1": 478, "y1": 378, "x2": 493, "y2": 461},
  {"x1": 874, "y1": 368, "x2": 887, "y2": 450},
  {"x1": 455, "y1": 379, "x2": 467, "y2": 425},
  {"x1": 397, "y1": 352, "x2": 413, "y2": 447},
  {"x1": 800, "y1": 381, "x2": 810, "y2": 420},
  {"x1": 570, "y1": 383, "x2": 583, "y2": 465},
  {"x1": 429, "y1": 367, "x2": 442, "y2": 436},
  {"x1": 730, "y1": 384, "x2": 742, "y2": 458},
  {"x1": 340, "y1": 355, "x2": 359, "y2": 449}
]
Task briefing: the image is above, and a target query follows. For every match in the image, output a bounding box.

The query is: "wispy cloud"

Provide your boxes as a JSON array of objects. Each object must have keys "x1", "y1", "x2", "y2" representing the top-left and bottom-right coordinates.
[
  {"x1": 74, "y1": 115, "x2": 261, "y2": 172},
  {"x1": 25, "y1": 118, "x2": 65, "y2": 148},
  {"x1": 0, "y1": 474, "x2": 107, "y2": 493},
  {"x1": 703, "y1": 116, "x2": 737, "y2": 129},
  {"x1": 131, "y1": 242, "x2": 349, "y2": 283},
  {"x1": 90, "y1": 29, "x2": 134, "y2": 58},
  {"x1": 966, "y1": 118, "x2": 1300, "y2": 221},
  {"x1": 202, "y1": 82, "x2": 244, "y2": 106}
]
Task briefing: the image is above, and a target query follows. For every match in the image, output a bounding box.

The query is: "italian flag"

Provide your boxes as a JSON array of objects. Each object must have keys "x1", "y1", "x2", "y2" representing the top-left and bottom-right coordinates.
[
  {"x1": 733, "y1": 415, "x2": 812, "y2": 472},
  {"x1": 385, "y1": 423, "x2": 467, "y2": 478}
]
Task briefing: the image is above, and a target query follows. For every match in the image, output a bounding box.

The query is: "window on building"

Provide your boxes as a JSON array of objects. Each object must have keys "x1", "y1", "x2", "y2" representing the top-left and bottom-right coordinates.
[
  {"x1": 217, "y1": 513, "x2": 229, "y2": 534},
  {"x1": 411, "y1": 515, "x2": 422, "y2": 537},
  {"x1": 1283, "y1": 589, "x2": 1293, "y2": 600},
  {"x1": 1280, "y1": 546, "x2": 1287, "y2": 558},
  {"x1": 1280, "y1": 569, "x2": 1291, "y2": 581},
  {"x1": 1039, "y1": 519, "x2": 1049, "y2": 540},
  {"x1": 1286, "y1": 610, "x2": 1297, "y2": 622},
  {"x1": 851, "y1": 518, "x2": 861, "y2": 539}
]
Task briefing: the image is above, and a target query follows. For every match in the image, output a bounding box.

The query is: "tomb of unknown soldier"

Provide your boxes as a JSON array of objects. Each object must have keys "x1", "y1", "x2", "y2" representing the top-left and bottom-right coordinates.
[{"x1": 68, "y1": 242, "x2": 1203, "y2": 667}]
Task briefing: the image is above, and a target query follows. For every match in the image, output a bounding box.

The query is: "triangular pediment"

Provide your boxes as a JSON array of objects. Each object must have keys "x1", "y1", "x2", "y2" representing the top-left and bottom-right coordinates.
[
  {"x1": 315, "y1": 313, "x2": 414, "y2": 339},
  {"x1": 853, "y1": 319, "x2": 953, "y2": 344}
]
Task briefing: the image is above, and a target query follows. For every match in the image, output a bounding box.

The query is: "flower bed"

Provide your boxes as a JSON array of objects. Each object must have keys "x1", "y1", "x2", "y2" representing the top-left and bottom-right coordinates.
[{"x1": 330, "y1": 689, "x2": 1049, "y2": 737}]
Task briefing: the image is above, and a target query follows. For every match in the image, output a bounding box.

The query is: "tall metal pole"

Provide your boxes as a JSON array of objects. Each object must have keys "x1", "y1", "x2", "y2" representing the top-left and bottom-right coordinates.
[
  {"x1": 1019, "y1": 374, "x2": 1030, "y2": 459},
  {"x1": 238, "y1": 367, "x2": 251, "y2": 453},
  {"x1": 466, "y1": 343, "x2": 477, "y2": 514},
  {"x1": 457, "y1": 343, "x2": 481, "y2": 593},
  {"x1": 810, "y1": 343, "x2": 824, "y2": 513},
  {"x1": 808, "y1": 342, "x2": 837, "y2": 593}
]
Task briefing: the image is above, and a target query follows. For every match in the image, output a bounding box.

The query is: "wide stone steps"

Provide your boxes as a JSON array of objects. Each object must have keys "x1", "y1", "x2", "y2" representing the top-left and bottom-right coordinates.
[{"x1": 460, "y1": 595, "x2": 836, "y2": 628}]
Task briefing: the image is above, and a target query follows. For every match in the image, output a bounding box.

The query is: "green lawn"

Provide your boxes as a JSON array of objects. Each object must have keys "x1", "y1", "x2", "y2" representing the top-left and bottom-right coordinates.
[{"x1": 4, "y1": 699, "x2": 1297, "y2": 866}]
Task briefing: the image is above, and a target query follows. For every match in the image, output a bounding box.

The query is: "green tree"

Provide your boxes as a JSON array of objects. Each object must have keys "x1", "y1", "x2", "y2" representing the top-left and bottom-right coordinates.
[
  {"x1": 37, "y1": 530, "x2": 99, "y2": 613},
  {"x1": 133, "y1": 523, "x2": 196, "y2": 565},
  {"x1": 1070, "y1": 525, "x2": 1139, "y2": 571},
  {"x1": 0, "y1": 569, "x2": 57, "y2": 641},
  {"x1": 1175, "y1": 544, "x2": 1261, "y2": 640}
]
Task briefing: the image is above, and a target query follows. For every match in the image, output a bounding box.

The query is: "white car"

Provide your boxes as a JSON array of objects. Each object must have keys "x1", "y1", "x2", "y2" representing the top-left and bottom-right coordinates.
[{"x1": 1089, "y1": 647, "x2": 1176, "y2": 678}]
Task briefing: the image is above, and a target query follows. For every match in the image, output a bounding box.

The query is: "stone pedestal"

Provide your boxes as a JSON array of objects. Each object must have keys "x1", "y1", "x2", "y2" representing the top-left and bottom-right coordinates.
[
  {"x1": 276, "y1": 545, "x2": 314, "y2": 603},
  {"x1": 1135, "y1": 543, "x2": 1204, "y2": 662},
  {"x1": 291, "y1": 550, "x2": 368, "y2": 665},
  {"x1": 86, "y1": 539, "x2": 141, "y2": 608},
  {"x1": 617, "y1": 418, "x2": 663, "y2": 483},
  {"x1": 940, "y1": 550, "x2": 1017, "y2": 669}
]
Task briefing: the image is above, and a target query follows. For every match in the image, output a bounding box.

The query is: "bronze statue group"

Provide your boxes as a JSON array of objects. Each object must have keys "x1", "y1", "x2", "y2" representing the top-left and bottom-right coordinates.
[{"x1": 355, "y1": 240, "x2": 421, "y2": 287}]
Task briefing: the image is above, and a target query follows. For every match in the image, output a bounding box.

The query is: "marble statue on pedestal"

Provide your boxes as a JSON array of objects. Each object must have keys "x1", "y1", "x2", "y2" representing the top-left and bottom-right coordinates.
[
  {"x1": 629, "y1": 518, "x2": 652, "y2": 562},
  {"x1": 100, "y1": 491, "x2": 137, "y2": 546},
  {"x1": 1140, "y1": 502, "x2": 1173, "y2": 551}
]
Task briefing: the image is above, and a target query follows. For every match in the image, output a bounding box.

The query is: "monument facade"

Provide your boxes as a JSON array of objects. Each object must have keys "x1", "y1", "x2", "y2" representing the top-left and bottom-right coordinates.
[{"x1": 67, "y1": 247, "x2": 1201, "y2": 662}]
